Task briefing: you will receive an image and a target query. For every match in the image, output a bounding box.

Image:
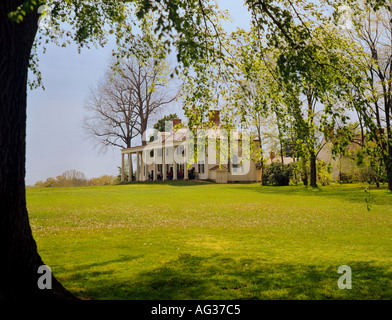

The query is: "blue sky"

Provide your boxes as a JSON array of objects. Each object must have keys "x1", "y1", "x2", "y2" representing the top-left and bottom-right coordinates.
[{"x1": 26, "y1": 1, "x2": 252, "y2": 185}]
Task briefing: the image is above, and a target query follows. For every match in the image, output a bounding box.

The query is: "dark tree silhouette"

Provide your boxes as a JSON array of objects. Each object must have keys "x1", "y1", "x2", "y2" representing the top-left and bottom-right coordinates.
[
  {"x1": 0, "y1": 0, "x2": 222, "y2": 300},
  {"x1": 0, "y1": 0, "x2": 76, "y2": 299}
]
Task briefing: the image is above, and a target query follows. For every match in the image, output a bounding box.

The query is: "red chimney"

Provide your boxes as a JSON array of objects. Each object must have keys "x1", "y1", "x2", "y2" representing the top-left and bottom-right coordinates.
[
  {"x1": 209, "y1": 110, "x2": 220, "y2": 126},
  {"x1": 172, "y1": 119, "x2": 182, "y2": 128},
  {"x1": 270, "y1": 152, "x2": 275, "y2": 160}
]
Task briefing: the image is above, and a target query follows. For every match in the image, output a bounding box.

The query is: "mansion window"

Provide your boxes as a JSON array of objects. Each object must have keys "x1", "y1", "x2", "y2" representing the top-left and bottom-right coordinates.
[{"x1": 232, "y1": 155, "x2": 243, "y2": 173}]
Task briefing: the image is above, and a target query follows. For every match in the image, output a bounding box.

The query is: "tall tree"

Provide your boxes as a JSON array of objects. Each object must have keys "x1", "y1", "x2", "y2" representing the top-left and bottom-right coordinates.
[
  {"x1": 84, "y1": 55, "x2": 177, "y2": 150},
  {"x1": 243, "y1": 1, "x2": 361, "y2": 186},
  {"x1": 0, "y1": 0, "x2": 74, "y2": 300},
  {"x1": 244, "y1": 0, "x2": 392, "y2": 189},
  {"x1": 0, "y1": 0, "x2": 225, "y2": 300},
  {"x1": 5, "y1": 0, "x2": 388, "y2": 300},
  {"x1": 84, "y1": 65, "x2": 140, "y2": 151},
  {"x1": 120, "y1": 56, "x2": 178, "y2": 145},
  {"x1": 340, "y1": 0, "x2": 392, "y2": 190}
]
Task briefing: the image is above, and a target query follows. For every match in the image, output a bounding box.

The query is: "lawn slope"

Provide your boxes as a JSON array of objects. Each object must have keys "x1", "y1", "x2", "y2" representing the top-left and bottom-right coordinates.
[{"x1": 27, "y1": 182, "x2": 392, "y2": 299}]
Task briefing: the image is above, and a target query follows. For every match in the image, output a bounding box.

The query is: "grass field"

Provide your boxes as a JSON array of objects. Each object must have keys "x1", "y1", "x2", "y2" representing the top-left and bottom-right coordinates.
[{"x1": 27, "y1": 182, "x2": 392, "y2": 300}]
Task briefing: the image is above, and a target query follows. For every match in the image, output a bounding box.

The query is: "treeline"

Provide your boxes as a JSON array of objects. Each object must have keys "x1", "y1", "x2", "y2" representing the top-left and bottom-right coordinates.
[
  {"x1": 32, "y1": 170, "x2": 116, "y2": 188},
  {"x1": 262, "y1": 158, "x2": 384, "y2": 187}
]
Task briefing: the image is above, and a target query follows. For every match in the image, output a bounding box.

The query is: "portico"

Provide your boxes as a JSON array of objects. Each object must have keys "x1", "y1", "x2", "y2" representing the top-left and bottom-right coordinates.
[
  {"x1": 121, "y1": 142, "x2": 199, "y2": 182},
  {"x1": 120, "y1": 113, "x2": 261, "y2": 183}
]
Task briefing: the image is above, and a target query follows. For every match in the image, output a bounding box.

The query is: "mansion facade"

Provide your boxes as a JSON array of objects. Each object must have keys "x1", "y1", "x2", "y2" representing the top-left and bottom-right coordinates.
[{"x1": 120, "y1": 111, "x2": 262, "y2": 184}]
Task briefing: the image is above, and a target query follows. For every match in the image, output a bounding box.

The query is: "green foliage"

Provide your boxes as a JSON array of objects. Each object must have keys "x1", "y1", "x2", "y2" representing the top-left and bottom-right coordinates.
[
  {"x1": 7, "y1": 0, "x2": 229, "y2": 90},
  {"x1": 289, "y1": 161, "x2": 302, "y2": 185},
  {"x1": 149, "y1": 113, "x2": 179, "y2": 142},
  {"x1": 33, "y1": 170, "x2": 116, "y2": 187},
  {"x1": 364, "y1": 186, "x2": 375, "y2": 211},
  {"x1": 262, "y1": 162, "x2": 293, "y2": 186},
  {"x1": 153, "y1": 113, "x2": 179, "y2": 132},
  {"x1": 9, "y1": 0, "x2": 392, "y2": 191},
  {"x1": 333, "y1": 136, "x2": 386, "y2": 186},
  {"x1": 8, "y1": 0, "x2": 45, "y2": 23},
  {"x1": 336, "y1": 165, "x2": 384, "y2": 185},
  {"x1": 9, "y1": 1, "x2": 392, "y2": 190},
  {"x1": 337, "y1": 172, "x2": 354, "y2": 184},
  {"x1": 317, "y1": 160, "x2": 332, "y2": 186},
  {"x1": 88, "y1": 175, "x2": 116, "y2": 186}
]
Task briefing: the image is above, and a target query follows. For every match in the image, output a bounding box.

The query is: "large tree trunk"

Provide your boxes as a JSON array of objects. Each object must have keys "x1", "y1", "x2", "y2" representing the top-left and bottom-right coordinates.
[
  {"x1": 302, "y1": 159, "x2": 308, "y2": 186},
  {"x1": 309, "y1": 152, "x2": 317, "y2": 188},
  {"x1": 0, "y1": 1, "x2": 76, "y2": 300},
  {"x1": 384, "y1": 154, "x2": 392, "y2": 191},
  {"x1": 387, "y1": 119, "x2": 392, "y2": 191},
  {"x1": 141, "y1": 117, "x2": 148, "y2": 146},
  {"x1": 305, "y1": 88, "x2": 317, "y2": 188}
]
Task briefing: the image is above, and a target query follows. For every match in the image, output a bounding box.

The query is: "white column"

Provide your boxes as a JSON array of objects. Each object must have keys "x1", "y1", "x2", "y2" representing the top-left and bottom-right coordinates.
[
  {"x1": 184, "y1": 164, "x2": 188, "y2": 180},
  {"x1": 128, "y1": 153, "x2": 133, "y2": 182},
  {"x1": 121, "y1": 153, "x2": 125, "y2": 182},
  {"x1": 162, "y1": 147, "x2": 167, "y2": 181},
  {"x1": 153, "y1": 150, "x2": 157, "y2": 181},
  {"x1": 141, "y1": 151, "x2": 146, "y2": 181},
  {"x1": 136, "y1": 152, "x2": 140, "y2": 181},
  {"x1": 173, "y1": 157, "x2": 177, "y2": 180}
]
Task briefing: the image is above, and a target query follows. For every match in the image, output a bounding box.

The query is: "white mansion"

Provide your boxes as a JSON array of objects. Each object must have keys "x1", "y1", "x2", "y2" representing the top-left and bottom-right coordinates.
[{"x1": 120, "y1": 111, "x2": 262, "y2": 183}]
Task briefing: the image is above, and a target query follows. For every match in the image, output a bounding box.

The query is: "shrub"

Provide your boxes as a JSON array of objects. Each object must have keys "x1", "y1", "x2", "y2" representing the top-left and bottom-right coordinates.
[
  {"x1": 33, "y1": 171, "x2": 116, "y2": 188},
  {"x1": 317, "y1": 160, "x2": 332, "y2": 186},
  {"x1": 262, "y1": 162, "x2": 293, "y2": 186},
  {"x1": 357, "y1": 166, "x2": 385, "y2": 186},
  {"x1": 337, "y1": 172, "x2": 354, "y2": 184},
  {"x1": 88, "y1": 175, "x2": 116, "y2": 186}
]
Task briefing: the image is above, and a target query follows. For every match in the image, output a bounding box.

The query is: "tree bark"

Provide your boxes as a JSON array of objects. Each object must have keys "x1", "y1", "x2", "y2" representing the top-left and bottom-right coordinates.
[
  {"x1": 309, "y1": 151, "x2": 317, "y2": 187},
  {"x1": 386, "y1": 100, "x2": 392, "y2": 190},
  {"x1": 0, "y1": 1, "x2": 76, "y2": 300},
  {"x1": 382, "y1": 151, "x2": 392, "y2": 191},
  {"x1": 306, "y1": 88, "x2": 317, "y2": 188},
  {"x1": 302, "y1": 160, "x2": 308, "y2": 186},
  {"x1": 387, "y1": 166, "x2": 392, "y2": 191}
]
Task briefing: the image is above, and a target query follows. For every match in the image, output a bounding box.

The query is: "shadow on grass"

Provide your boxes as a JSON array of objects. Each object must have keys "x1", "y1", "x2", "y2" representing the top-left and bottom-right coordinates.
[
  {"x1": 60, "y1": 254, "x2": 392, "y2": 300},
  {"x1": 56, "y1": 255, "x2": 142, "y2": 283},
  {"x1": 233, "y1": 183, "x2": 392, "y2": 208},
  {"x1": 118, "y1": 180, "x2": 392, "y2": 207}
]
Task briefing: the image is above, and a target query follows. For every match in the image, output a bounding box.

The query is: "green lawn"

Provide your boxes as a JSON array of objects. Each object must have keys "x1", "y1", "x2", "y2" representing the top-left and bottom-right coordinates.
[{"x1": 27, "y1": 182, "x2": 392, "y2": 300}]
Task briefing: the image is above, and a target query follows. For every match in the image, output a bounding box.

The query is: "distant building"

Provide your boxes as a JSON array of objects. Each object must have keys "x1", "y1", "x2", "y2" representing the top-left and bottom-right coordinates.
[
  {"x1": 120, "y1": 110, "x2": 262, "y2": 183},
  {"x1": 317, "y1": 135, "x2": 365, "y2": 181},
  {"x1": 264, "y1": 151, "x2": 295, "y2": 166}
]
